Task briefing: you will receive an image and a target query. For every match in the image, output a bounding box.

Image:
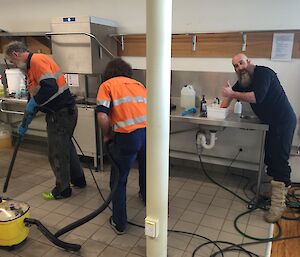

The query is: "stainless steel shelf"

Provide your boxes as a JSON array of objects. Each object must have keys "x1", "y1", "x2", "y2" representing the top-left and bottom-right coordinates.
[{"x1": 0, "y1": 32, "x2": 48, "y2": 37}]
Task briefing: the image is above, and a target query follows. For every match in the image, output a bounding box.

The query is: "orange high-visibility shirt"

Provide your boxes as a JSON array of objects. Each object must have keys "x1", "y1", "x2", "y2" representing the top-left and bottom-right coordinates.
[
  {"x1": 27, "y1": 54, "x2": 68, "y2": 103},
  {"x1": 97, "y1": 76, "x2": 147, "y2": 133}
]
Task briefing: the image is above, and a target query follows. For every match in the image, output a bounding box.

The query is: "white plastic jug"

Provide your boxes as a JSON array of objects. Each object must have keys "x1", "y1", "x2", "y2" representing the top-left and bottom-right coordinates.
[
  {"x1": 5, "y1": 68, "x2": 26, "y2": 95},
  {"x1": 180, "y1": 85, "x2": 196, "y2": 109}
]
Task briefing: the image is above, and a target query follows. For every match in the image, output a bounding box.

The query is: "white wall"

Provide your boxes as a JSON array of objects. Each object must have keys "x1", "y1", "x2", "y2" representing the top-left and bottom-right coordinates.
[
  {"x1": 1, "y1": 0, "x2": 299, "y2": 146},
  {"x1": 1, "y1": 0, "x2": 300, "y2": 34}
]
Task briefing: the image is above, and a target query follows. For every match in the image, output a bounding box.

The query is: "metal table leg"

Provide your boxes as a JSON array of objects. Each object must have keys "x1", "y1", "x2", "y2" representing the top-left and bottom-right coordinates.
[{"x1": 255, "y1": 130, "x2": 266, "y2": 203}]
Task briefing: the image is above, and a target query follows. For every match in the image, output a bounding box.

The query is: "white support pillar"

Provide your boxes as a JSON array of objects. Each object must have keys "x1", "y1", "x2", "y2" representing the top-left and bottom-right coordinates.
[{"x1": 146, "y1": 0, "x2": 172, "y2": 256}]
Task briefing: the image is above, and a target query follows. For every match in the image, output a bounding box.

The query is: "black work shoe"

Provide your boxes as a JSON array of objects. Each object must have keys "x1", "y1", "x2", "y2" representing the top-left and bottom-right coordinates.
[
  {"x1": 53, "y1": 187, "x2": 72, "y2": 199},
  {"x1": 71, "y1": 176, "x2": 86, "y2": 188},
  {"x1": 109, "y1": 217, "x2": 125, "y2": 235},
  {"x1": 43, "y1": 187, "x2": 72, "y2": 200}
]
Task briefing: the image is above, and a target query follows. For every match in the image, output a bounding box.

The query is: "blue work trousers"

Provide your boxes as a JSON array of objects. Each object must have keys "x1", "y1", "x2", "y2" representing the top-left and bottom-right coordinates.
[
  {"x1": 110, "y1": 127, "x2": 146, "y2": 231},
  {"x1": 265, "y1": 115, "x2": 296, "y2": 185}
]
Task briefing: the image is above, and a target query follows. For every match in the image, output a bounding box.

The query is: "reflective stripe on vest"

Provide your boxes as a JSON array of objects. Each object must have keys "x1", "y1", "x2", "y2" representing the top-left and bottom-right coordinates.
[
  {"x1": 28, "y1": 69, "x2": 69, "y2": 105},
  {"x1": 97, "y1": 99, "x2": 111, "y2": 108},
  {"x1": 113, "y1": 115, "x2": 147, "y2": 130},
  {"x1": 39, "y1": 84, "x2": 69, "y2": 106},
  {"x1": 113, "y1": 96, "x2": 147, "y2": 106},
  {"x1": 38, "y1": 71, "x2": 64, "y2": 84}
]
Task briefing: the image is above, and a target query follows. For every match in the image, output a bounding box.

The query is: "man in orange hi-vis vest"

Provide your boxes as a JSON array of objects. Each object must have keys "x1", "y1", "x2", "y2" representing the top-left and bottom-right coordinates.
[
  {"x1": 4, "y1": 41, "x2": 86, "y2": 200},
  {"x1": 96, "y1": 58, "x2": 146, "y2": 234}
]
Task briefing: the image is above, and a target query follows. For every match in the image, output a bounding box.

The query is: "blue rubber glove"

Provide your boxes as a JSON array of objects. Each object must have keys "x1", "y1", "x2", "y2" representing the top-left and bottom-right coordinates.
[
  {"x1": 181, "y1": 107, "x2": 197, "y2": 116},
  {"x1": 25, "y1": 97, "x2": 37, "y2": 114},
  {"x1": 17, "y1": 113, "x2": 34, "y2": 137}
]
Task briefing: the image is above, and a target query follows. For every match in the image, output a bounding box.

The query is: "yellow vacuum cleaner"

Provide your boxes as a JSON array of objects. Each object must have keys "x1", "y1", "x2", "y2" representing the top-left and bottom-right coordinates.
[
  {"x1": 0, "y1": 196, "x2": 80, "y2": 251},
  {"x1": 0, "y1": 199, "x2": 30, "y2": 247},
  {"x1": 1, "y1": 119, "x2": 118, "y2": 251}
]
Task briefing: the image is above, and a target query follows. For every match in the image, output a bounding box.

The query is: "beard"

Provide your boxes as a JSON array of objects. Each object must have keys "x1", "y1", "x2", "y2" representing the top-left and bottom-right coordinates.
[
  {"x1": 237, "y1": 66, "x2": 254, "y2": 88},
  {"x1": 15, "y1": 60, "x2": 27, "y2": 71}
]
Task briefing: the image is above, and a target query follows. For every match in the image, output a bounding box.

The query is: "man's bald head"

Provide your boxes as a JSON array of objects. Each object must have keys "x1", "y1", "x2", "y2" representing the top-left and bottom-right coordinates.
[
  {"x1": 232, "y1": 53, "x2": 252, "y2": 68},
  {"x1": 232, "y1": 53, "x2": 255, "y2": 87}
]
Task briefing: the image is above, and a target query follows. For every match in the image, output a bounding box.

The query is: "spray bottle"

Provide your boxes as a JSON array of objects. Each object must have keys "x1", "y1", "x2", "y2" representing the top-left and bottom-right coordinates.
[{"x1": 234, "y1": 100, "x2": 242, "y2": 114}]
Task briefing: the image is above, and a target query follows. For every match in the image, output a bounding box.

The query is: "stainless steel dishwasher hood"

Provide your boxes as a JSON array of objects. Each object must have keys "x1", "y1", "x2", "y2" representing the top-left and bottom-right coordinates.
[{"x1": 49, "y1": 16, "x2": 118, "y2": 74}]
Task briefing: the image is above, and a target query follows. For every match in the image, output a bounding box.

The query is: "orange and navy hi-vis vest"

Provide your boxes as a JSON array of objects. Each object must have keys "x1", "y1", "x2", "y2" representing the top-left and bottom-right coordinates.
[
  {"x1": 96, "y1": 76, "x2": 147, "y2": 133},
  {"x1": 27, "y1": 54, "x2": 69, "y2": 106}
]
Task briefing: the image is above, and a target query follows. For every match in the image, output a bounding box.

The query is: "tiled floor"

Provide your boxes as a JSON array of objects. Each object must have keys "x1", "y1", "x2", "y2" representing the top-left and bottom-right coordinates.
[{"x1": 0, "y1": 145, "x2": 272, "y2": 257}]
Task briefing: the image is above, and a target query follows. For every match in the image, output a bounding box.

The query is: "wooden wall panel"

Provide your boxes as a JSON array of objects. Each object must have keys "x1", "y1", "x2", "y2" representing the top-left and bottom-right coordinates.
[
  {"x1": 171, "y1": 34, "x2": 197, "y2": 57},
  {"x1": 117, "y1": 30, "x2": 300, "y2": 59},
  {"x1": 244, "y1": 32, "x2": 273, "y2": 58},
  {"x1": 292, "y1": 32, "x2": 300, "y2": 58},
  {"x1": 118, "y1": 35, "x2": 146, "y2": 57},
  {"x1": 195, "y1": 32, "x2": 242, "y2": 57}
]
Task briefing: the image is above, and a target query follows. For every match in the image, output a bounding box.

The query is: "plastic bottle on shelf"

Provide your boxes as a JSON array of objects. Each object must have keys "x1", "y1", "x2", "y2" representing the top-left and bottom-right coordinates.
[
  {"x1": 180, "y1": 85, "x2": 196, "y2": 109},
  {"x1": 234, "y1": 100, "x2": 242, "y2": 114},
  {"x1": 0, "y1": 75, "x2": 4, "y2": 97}
]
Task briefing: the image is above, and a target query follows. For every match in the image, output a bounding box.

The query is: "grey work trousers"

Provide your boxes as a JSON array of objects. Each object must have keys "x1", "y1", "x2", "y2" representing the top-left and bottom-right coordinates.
[{"x1": 46, "y1": 106, "x2": 84, "y2": 193}]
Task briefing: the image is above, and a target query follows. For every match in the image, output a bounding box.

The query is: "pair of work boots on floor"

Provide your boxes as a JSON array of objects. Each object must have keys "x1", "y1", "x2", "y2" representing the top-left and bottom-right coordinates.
[
  {"x1": 43, "y1": 176, "x2": 86, "y2": 200},
  {"x1": 264, "y1": 180, "x2": 291, "y2": 223}
]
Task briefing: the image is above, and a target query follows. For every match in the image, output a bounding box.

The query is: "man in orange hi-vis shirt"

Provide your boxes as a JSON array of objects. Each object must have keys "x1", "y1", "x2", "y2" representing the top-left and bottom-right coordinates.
[
  {"x1": 4, "y1": 41, "x2": 86, "y2": 200},
  {"x1": 96, "y1": 58, "x2": 146, "y2": 235}
]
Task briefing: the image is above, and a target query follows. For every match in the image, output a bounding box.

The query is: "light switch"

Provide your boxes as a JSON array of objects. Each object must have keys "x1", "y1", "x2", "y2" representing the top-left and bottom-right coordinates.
[{"x1": 145, "y1": 216, "x2": 159, "y2": 238}]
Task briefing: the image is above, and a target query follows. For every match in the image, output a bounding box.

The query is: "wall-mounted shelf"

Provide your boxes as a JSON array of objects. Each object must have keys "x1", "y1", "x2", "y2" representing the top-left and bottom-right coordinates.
[{"x1": 113, "y1": 30, "x2": 300, "y2": 58}]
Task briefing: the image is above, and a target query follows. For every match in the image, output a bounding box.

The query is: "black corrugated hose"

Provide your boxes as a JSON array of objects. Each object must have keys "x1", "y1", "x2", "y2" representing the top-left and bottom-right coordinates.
[{"x1": 54, "y1": 139, "x2": 119, "y2": 238}]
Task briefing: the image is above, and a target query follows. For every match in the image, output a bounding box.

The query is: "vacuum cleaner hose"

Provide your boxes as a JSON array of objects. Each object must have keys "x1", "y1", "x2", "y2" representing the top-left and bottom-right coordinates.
[
  {"x1": 3, "y1": 112, "x2": 37, "y2": 193},
  {"x1": 3, "y1": 137, "x2": 22, "y2": 193},
  {"x1": 54, "y1": 141, "x2": 119, "y2": 238},
  {"x1": 25, "y1": 218, "x2": 81, "y2": 251}
]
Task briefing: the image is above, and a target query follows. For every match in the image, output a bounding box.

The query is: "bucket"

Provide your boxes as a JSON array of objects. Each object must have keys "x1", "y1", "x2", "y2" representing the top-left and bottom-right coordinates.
[
  {"x1": 0, "y1": 130, "x2": 12, "y2": 149},
  {"x1": 5, "y1": 69, "x2": 26, "y2": 95},
  {"x1": 0, "y1": 123, "x2": 12, "y2": 149},
  {"x1": 180, "y1": 85, "x2": 196, "y2": 109}
]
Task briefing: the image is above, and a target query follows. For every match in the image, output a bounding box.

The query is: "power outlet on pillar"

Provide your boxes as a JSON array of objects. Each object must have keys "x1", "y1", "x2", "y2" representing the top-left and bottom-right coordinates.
[{"x1": 145, "y1": 217, "x2": 159, "y2": 238}]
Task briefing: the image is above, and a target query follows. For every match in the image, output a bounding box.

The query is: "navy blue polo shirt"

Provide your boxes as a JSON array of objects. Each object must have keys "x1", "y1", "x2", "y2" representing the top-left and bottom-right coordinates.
[{"x1": 232, "y1": 66, "x2": 295, "y2": 125}]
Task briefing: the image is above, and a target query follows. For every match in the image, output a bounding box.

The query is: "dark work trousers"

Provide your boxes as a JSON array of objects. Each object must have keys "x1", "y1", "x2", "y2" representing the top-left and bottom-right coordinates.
[
  {"x1": 265, "y1": 116, "x2": 296, "y2": 185},
  {"x1": 46, "y1": 106, "x2": 84, "y2": 194},
  {"x1": 110, "y1": 127, "x2": 146, "y2": 231}
]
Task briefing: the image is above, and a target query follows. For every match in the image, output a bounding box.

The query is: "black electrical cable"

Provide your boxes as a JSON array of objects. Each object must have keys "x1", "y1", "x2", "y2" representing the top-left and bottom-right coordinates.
[
  {"x1": 230, "y1": 172, "x2": 254, "y2": 202},
  {"x1": 233, "y1": 208, "x2": 282, "y2": 241},
  {"x1": 170, "y1": 229, "x2": 225, "y2": 257},
  {"x1": 89, "y1": 128, "x2": 300, "y2": 257},
  {"x1": 195, "y1": 130, "x2": 249, "y2": 204},
  {"x1": 194, "y1": 130, "x2": 289, "y2": 252},
  {"x1": 212, "y1": 234, "x2": 300, "y2": 257},
  {"x1": 196, "y1": 140, "x2": 300, "y2": 255},
  {"x1": 54, "y1": 141, "x2": 118, "y2": 238},
  {"x1": 72, "y1": 136, "x2": 108, "y2": 203},
  {"x1": 193, "y1": 240, "x2": 260, "y2": 257}
]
